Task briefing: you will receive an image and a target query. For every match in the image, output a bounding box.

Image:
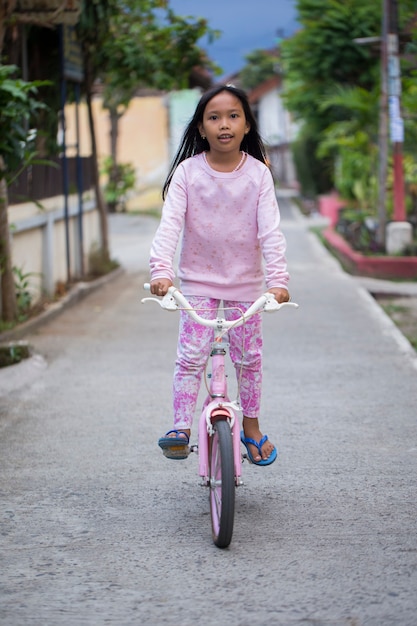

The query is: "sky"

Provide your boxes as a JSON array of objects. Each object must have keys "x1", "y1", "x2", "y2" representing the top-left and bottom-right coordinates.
[{"x1": 168, "y1": 0, "x2": 299, "y2": 78}]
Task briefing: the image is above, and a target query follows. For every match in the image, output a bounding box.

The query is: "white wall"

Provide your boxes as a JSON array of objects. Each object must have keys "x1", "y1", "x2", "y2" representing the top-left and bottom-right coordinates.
[{"x1": 9, "y1": 194, "x2": 100, "y2": 303}]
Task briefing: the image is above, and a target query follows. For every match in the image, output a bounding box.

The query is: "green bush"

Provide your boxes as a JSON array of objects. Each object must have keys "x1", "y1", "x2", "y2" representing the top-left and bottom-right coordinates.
[{"x1": 101, "y1": 157, "x2": 136, "y2": 212}]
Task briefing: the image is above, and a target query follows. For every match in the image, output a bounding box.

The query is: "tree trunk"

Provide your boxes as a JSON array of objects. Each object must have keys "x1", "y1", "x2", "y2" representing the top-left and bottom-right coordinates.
[
  {"x1": 0, "y1": 156, "x2": 18, "y2": 322},
  {"x1": 108, "y1": 106, "x2": 120, "y2": 213},
  {"x1": 109, "y1": 106, "x2": 119, "y2": 163},
  {"x1": 0, "y1": 1, "x2": 17, "y2": 53},
  {"x1": 84, "y1": 55, "x2": 110, "y2": 260}
]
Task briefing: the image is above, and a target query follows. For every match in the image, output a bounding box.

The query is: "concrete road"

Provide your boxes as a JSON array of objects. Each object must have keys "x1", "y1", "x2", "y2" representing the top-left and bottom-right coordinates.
[{"x1": 1, "y1": 202, "x2": 416, "y2": 625}]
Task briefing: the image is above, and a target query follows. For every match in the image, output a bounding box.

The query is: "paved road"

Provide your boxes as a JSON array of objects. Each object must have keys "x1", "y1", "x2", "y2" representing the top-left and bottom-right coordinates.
[{"x1": 1, "y1": 202, "x2": 416, "y2": 625}]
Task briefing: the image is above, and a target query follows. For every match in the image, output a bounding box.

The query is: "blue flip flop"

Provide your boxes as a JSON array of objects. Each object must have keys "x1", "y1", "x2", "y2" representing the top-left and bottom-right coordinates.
[
  {"x1": 158, "y1": 430, "x2": 190, "y2": 460},
  {"x1": 240, "y1": 430, "x2": 277, "y2": 466}
]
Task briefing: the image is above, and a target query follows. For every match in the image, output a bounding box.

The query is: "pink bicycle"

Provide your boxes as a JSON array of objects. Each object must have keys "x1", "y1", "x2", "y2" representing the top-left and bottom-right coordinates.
[{"x1": 142, "y1": 284, "x2": 298, "y2": 548}]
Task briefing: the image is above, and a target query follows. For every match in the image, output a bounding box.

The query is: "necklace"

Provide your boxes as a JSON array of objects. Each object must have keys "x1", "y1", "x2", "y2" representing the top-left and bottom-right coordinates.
[
  {"x1": 203, "y1": 151, "x2": 246, "y2": 172},
  {"x1": 233, "y1": 150, "x2": 246, "y2": 171}
]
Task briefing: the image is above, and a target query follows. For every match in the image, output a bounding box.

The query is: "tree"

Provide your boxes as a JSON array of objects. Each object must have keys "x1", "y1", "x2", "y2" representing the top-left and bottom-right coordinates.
[
  {"x1": 0, "y1": 1, "x2": 17, "y2": 52},
  {"x1": 239, "y1": 49, "x2": 279, "y2": 91},
  {"x1": 0, "y1": 2, "x2": 79, "y2": 323},
  {"x1": 99, "y1": 0, "x2": 219, "y2": 211},
  {"x1": 0, "y1": 1, "x2": 18, "y2": 321},
  {"x1": 281, "y1": 0, "x2": 417, "y2": 208},
  {"x1": 0, "y1": 0, "x2": 219, "y2": 320},
  {"x1": 281, "y1": 0, "x2": 382, "y2": 196},
  {"x1": 77, "y1": 0, "x2": 219, "y2": 247},
  {"x1": 317, "y1": 85, "x2": 380, "y2": 209},
  {"x1": 77, "y1": 0, "x2": 118, "y2": 260},
  {"x1": 0, "y1": 65, "x2": 47, "y2": 321}
]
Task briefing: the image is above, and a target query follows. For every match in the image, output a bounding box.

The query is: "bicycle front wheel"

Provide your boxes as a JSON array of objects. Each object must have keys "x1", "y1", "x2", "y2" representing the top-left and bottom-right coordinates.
[{"x1": 209, "y1": 419, "x2": 235, "y2": 548}]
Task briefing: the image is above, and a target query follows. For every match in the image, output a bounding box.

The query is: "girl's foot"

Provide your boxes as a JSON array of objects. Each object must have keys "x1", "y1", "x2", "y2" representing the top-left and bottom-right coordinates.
[
  {"x1": 166, "y1": 429, "x2": 190, "y2": 440},
  {"x1": 158, "y1": 429, "x2": 191, "y2": 460},
  {"x1": 242, "y1": 417, "x2": 275, "y2": 463}
]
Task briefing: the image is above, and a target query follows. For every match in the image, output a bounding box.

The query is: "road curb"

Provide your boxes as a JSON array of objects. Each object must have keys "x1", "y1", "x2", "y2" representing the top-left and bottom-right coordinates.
[
  {"x1": 0, "y1": 267, "x2": 125, "y2": 397},
  {"x1": 0, "y1": 266, "x2": 125, "y2": 343}
]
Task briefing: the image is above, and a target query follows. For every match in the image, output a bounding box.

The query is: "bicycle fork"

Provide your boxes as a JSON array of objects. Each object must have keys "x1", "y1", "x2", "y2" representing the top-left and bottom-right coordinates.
[{"x1": 197, "y1": 344, "x2": 243, "y2": 487}]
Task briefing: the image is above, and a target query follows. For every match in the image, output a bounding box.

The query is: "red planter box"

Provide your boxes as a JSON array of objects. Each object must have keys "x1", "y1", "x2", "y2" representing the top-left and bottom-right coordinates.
[
  {"x1": 318, "y1": 194, "x2": 346, "y2": 226},
  {"x1": 323, "y1": 227, "x2": 417, "y2": 280}
]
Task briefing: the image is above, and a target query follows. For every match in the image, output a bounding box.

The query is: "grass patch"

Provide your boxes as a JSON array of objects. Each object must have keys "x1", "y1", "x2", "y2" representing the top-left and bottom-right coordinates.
[
  {"x1": 380, "y1": 303, "x2": 409, "y2": 316},
  {"x1": 88, "y1": 245, "x2": 120, "y2": 278},
  {"x1": 0, "y1": 341, "x2": 31, "y2": 368},
  {"x1": 377, "y1": 297, "x2": 417, "y2": 353}
]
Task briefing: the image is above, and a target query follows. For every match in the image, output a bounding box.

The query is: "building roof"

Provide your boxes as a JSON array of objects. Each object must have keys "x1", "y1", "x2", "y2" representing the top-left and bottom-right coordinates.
[
  {"x1": 12, "y1": 0, "x2": 81, "y2": 25},
  {"x1": 248, "y1": 75, "x2": 281, "y2": 104}
]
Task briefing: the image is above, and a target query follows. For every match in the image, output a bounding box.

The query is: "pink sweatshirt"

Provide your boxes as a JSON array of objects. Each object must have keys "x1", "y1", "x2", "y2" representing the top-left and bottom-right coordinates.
[{"x1": 150, "y1": 152, "x2": 289, "y2": 301}]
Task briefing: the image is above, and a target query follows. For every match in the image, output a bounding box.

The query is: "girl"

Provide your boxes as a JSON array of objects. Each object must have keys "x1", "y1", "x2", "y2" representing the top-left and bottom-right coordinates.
[{"x1": 149, "y1": 84, "x2": 290, "y2": 465}]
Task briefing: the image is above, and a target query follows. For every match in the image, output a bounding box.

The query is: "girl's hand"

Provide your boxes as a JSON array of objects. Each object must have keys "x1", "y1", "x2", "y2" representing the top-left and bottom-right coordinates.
[
  {"x1": 268, "y1": 288, "x2": 290, "y2": 303},
  {"x1": 150, "y1": 279, "x2": 173, "y2": 297}
]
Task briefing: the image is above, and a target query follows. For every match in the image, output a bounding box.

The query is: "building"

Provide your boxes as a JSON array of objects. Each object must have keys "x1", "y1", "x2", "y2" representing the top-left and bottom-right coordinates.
[{"x1": 248, "y1": 76, "x2": 298, "y2": 189}]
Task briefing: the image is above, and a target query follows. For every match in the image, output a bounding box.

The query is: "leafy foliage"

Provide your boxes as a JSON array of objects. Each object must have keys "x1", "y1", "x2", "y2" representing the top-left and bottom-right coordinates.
[
  {"x1": 12, "y1": 265, "x2": 37, "y2": 318},
  {"x1": 0, "y1": 65, "x2": 49, "y2": 181},
  {"x1": 0, "y1": 342, "x2": 31, "y2": 368},
  {"x1": 317, "y1": 85, "x2": 380, "y2": 208},
  {"x1": 100, "y1": 0, "x2": 220, "y2": 111},
  {"x1": 101, "y1": 156, "x2": 136, "y2": 212},
  {"x1": 281, "y1": 0, "x2": 381, "y2": 195},
  {"x1": 240, "y1": 49, "x2": 279, "y2": 91},
  {"x1": 281, "y1": 0, "x2": 417, "y2": 210},
  {"x1": 336, "y1": 207, "x2": 381, "y2": 254},
  {"x1": 282, "y1": 0, "x2": 380, "y2": 125}
]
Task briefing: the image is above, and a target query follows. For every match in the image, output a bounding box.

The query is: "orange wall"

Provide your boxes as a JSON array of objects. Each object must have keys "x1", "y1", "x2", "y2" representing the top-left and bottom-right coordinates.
[{"x1": 65, "y1": 95, "x2": 170, "y2": 194}]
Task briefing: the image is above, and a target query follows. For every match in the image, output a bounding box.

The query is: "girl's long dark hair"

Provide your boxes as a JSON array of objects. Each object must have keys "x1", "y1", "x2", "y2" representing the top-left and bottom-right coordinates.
[{"x1": 162, "y1": 84, "x2": 268, "y2": 199}]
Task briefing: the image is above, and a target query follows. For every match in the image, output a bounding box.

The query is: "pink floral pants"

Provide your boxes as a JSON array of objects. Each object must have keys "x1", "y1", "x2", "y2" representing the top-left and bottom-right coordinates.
[{"x1": 173, "y1": 296, "x2": 263, "y2": 430}]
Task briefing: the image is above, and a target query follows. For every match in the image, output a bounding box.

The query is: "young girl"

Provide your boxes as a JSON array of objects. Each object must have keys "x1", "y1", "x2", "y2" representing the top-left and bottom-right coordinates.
[{"x1": 149, "y1": 84, "x2": 290, "y2": 465}]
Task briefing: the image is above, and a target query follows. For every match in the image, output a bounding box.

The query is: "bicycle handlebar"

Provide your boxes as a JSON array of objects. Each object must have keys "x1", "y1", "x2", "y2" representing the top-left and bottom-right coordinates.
[{"x1": 142, "y1": 283, "x2": 298, "y2": 330}]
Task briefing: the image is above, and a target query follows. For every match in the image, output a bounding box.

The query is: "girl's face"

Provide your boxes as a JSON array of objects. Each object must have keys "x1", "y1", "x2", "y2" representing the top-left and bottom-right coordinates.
[{"x1": 198, "y1": 91, "x2": 250, "y2": 155}]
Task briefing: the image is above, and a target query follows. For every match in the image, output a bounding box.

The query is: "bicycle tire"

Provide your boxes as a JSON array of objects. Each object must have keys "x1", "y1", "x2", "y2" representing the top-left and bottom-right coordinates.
[{"x1": 209, "y1": 419, "x2": 235, "y2": 548}]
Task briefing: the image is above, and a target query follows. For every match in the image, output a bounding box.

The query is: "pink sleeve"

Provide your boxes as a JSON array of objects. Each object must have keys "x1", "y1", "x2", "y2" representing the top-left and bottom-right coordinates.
[
  {"x1": 149, "y1": 166, "x2": 187, "y2": 282},
  {"x1": 257, "y1": 169, "x2": 289, "y2": 289}
]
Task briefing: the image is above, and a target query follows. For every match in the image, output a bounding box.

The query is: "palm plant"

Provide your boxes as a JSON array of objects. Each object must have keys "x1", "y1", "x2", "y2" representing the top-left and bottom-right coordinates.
[{"x1": 317, "y1": 85, "x2": 380, "y2": 211}]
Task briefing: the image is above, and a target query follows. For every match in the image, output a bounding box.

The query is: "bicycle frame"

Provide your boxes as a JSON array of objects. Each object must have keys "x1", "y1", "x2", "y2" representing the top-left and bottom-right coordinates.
[{"x1": 198, "y1": 332, "x2": 243, "y2": 487}]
